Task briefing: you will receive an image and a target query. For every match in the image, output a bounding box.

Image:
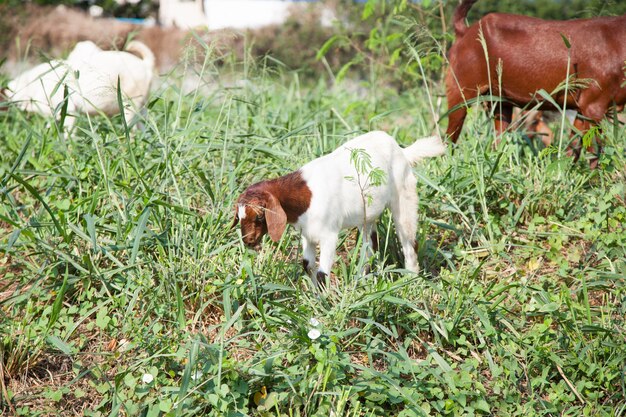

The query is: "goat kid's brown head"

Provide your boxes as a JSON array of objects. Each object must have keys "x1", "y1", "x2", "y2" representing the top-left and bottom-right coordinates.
[{"x1": 232, "y1": 190, "x2": 287, "y2": 248}]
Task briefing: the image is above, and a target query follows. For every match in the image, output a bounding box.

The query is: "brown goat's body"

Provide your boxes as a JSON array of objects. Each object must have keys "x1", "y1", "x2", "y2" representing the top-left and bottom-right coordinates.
[{"x1": 446, "y1": 0, "x2": 626, "y2": 164}]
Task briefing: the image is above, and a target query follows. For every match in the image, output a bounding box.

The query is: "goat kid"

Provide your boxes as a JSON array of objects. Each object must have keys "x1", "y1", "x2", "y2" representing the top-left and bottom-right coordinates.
[
  {"x1": 233, "y1": 131, "x2": 446, "y2": 287},
  {"x1": 446, "y1": 0, "x2": 626, "y2": 167},
  {"x1": 6, "y1": 40, "x2": 154, "y2": 131}
]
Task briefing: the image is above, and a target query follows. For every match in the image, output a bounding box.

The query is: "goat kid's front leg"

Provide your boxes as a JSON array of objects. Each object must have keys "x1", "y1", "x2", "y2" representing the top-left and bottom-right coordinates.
[
  {"x1": 301, "y1": 235, "x2": 316, "y2": 277},
  {"x1": 315, "y1": 233, "x2": 338, "y2": 289}
]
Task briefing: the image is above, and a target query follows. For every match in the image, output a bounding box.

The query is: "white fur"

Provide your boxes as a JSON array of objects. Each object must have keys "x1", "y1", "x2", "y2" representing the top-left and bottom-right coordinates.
[
  {"x1": 238, "y1": 205, "x2": 247, "y2": 220},
  {"x1": 6, "y1": 60, "x2": 70, "y2": 117},
  {"x1": 295, "y1": 131, "x2": 446, "y2": 281},
  {"x1": 7, "y1": 40, "x2": 154, "y2": 130}
]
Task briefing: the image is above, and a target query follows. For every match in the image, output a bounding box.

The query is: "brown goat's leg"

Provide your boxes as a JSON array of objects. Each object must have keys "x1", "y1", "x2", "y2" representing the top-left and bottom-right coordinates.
[
  {"x1": 583, "y1": 104, "x2": 608, "y2": 169},
  {"x1": 565, "y1": 118, "x2": 589, "y2": 162},
  {"x1": 444, "y1": 71, "x2": 475, "y2": 144},
  {"x1": 587, "y1": 129, "x2": 603, "y2": 170},
  {"x1": 492, "y1": 103, "x2": 513, "y2": 135},
  {"x1": 577, "y1": 99, "x2": 609, "y2": 168},
  {"x1": 446, "y1": 106, "x2": 468, "y2": 143},
  {"x1": 535, "y1": 117, "x2": 554, "y2": 147}
]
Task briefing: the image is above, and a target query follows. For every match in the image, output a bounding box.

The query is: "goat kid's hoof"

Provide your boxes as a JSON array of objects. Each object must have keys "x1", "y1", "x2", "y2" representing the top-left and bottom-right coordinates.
[{"x1": 314, "y1": 271, "x2": 329, "y2": 291}]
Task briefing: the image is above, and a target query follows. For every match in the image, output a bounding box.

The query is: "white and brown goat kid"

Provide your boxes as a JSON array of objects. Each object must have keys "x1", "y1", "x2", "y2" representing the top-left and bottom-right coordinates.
[{"x1": 233, "y1": 131, "x2": 446, "y2": 286}]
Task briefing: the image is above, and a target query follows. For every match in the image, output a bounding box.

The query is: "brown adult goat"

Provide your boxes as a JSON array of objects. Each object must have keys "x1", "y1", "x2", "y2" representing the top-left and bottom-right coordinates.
[{"x1": 445, "y1": 0, "x2": 626, "y2": 167}]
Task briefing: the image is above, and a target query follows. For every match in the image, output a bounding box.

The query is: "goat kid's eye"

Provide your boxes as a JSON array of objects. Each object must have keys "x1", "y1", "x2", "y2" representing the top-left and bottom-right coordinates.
[{"x1": 255, "y1": 214, "x2": 264, "y2": 223}]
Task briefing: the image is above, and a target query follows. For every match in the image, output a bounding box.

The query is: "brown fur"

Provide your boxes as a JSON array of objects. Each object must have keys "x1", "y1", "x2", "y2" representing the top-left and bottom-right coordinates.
[
  {"x1": 445, "y1": 0, "x2": 626, "y2": 167},
  {"x1": 511, "y1": 109, "x2": 555, "y2": 147},
  {"x1": 233, "y1": 170, "x2": 312, "y2": 247}
]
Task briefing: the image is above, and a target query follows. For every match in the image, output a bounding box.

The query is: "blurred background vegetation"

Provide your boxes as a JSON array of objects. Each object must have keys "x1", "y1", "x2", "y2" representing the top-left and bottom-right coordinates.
[
  {"x1": 1, "y1": 0, "x2": 625, "y2": 86},
  {"x1": 5, "y1": 0, "x2": 625, "y2": 19}
]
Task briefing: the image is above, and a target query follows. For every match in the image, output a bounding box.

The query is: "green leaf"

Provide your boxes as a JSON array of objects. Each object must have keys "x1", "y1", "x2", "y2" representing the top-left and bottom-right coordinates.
[
  {"x1": 1, "y1": 134, "x2": 31, "y2": 188},
  {"x1": 362, "y1": 0, "x2": 376, "y2": 20},
  {"x1": 124, "y1": 373, "x2": 137, "y2": 390},
  {"x1": 539, "y1": 302, "x2": 560, "y2": 313},
  {"x1": 473, "y1": 399, "x2": 491, "y2": 413},
  {"x1": 175, "y1": 283, "x2": 185, "y2": 329},
  {"x1": 336, "y1": 61, "x2": 354, "y2": 83},
  {"x1": 46, "y1": 335, "x2": 73, "y2": 355},
  {"x1": 535, "y1": 89, "x2": 562, "y2": 110},
  {"x1": 427, "y1": 348, "x2": 452, "y2": 373},
  {"x1": 56, "y1": 198, "x2": 71, "y2": 211},
  {"x1": 116, "y1": 76, "x2": 130, "y2": 140},
  {"x1": 146, "y1": 405, "x2": 160, "y2": 417},
  {"x1": 96, "y1": 307, "x2": 111, "y2": 329},
  {"x1": 48, "y1": 271, "x2": 69, "y2": 330},
  {"x1": 130, "y1": 207, "x2": 151, "y2": 264},
  {"x1": 158, "y1": 398, "x2": 172, "y2": 412},
  {"x1": 10, "y1": 173, "x2": 68, "y2": 243},
  {"x1": 47, "y1": 389, "x2": 64, "y2": 402},
  {"x1": 316, "y1": 35, "x2": 339, "y2": 60}
]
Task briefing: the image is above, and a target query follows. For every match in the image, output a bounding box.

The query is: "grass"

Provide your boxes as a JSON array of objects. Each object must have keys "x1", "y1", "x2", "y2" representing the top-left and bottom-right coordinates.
[{"x1": 1, "y1": 35, "x2": 625, "y2": 417}]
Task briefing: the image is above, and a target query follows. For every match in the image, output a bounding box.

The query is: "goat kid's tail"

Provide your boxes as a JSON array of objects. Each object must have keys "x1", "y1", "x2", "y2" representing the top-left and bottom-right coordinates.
[
  {"x1": 402, "y1": 135, "x2": 446, "y2": 165},
  {"x1": 453, "y1": 0, "x2": 478, "y2": 37},
  {"x1": 126, "y1": 40, "x2": 155, "y2": 69}
]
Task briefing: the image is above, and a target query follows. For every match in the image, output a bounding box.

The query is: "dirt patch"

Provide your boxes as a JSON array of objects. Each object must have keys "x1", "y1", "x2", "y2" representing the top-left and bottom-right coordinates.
[{"x1": 5, "y1": 345, "x2": 107, "y2": 417}]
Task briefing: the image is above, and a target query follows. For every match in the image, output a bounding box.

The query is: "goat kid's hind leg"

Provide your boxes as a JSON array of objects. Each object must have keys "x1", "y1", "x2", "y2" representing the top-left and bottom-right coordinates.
[
  {"x1": 391, "y1": 179, "x2": 419, "y2": 273},
  {"x1": 359, "y1": 223, "x2": 378, "y2": 274},
  {"x1": 360, "y1": 223, "x2": 378, "y2": 254}
]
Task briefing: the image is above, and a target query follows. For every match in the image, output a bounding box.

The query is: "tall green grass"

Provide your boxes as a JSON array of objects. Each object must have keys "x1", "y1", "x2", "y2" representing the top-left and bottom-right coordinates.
[{"x1": 1, "y1": 34, "x2": 625, "y2": 417}]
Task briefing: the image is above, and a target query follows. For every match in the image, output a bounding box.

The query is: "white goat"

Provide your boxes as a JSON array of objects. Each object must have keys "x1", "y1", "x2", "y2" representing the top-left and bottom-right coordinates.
[
  {"x1": 6, "y1": 40, "x2": 154, "y2": 130},
  {"x1": 233, "y1": 131, "x2": 446, "y2": 286}
]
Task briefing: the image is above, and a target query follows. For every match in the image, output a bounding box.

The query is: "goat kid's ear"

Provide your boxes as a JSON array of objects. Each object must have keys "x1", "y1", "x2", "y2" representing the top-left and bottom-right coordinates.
[{"x1": 265, "y1": 193, "x2": 287, "y2": 243}]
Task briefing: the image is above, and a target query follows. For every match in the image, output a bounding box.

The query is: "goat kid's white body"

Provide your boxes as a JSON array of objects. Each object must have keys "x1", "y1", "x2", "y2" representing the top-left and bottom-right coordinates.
[
  {"x1": 7, "y1": 41, "x2": 154, "y2": 129},
  {"x1": 6, "y1": 60, "x2": 69, "y2": 117},
  {"x1": 66, "y1": 41, "x2": 154, "y2": 116},
  {"x1": 294, "y1": 131, "x2": 445, "y2": 280}
]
